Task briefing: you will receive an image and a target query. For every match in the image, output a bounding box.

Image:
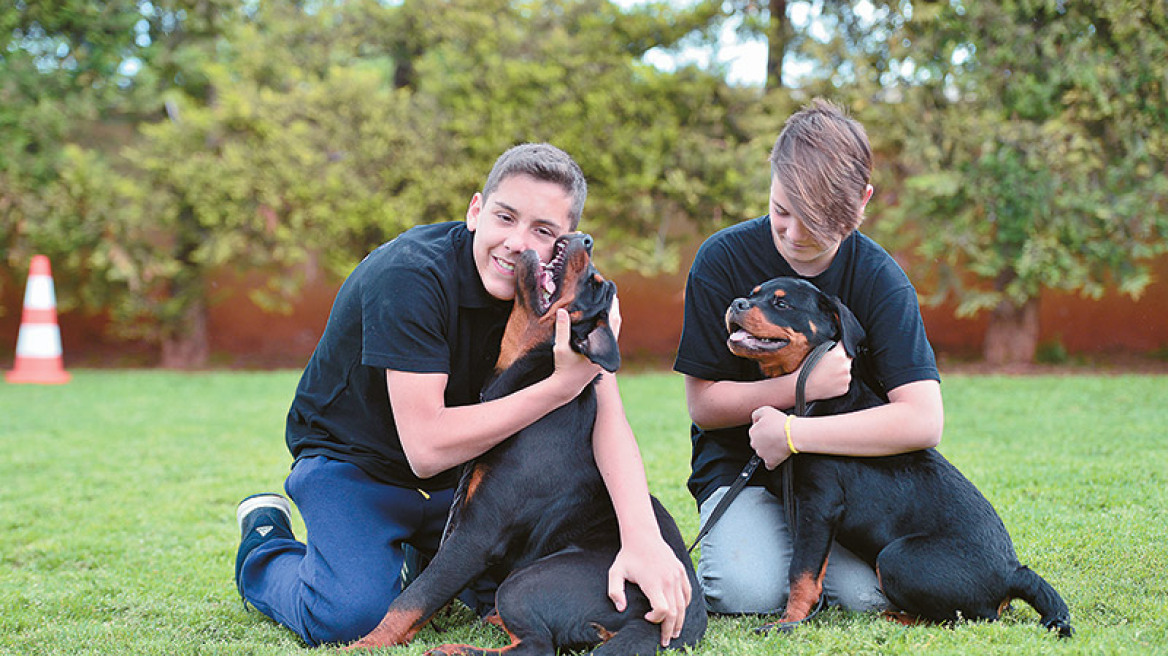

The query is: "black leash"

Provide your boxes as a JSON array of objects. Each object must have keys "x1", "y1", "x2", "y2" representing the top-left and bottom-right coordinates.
[
  {"x1": 688, "y1": 340, "x2": 836, "y2": 553},
  {"x1": 687, "y1": 340, "x2": 837, "y2": 632},
  {"x1": 766, "y1": 342, "x2": 835, "y2": 632}
]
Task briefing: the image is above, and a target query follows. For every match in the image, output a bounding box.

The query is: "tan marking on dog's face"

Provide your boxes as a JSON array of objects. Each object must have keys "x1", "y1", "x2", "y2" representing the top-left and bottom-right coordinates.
[
  {"x1": 752, "y1": 331, "x2": 811, "y2": 377},
  {"x1": 495, "y1": 238, "x2": 591, "y2": 371},
  {"x1": 725, "y1": 305, "x2": 813, "y2": 377}
]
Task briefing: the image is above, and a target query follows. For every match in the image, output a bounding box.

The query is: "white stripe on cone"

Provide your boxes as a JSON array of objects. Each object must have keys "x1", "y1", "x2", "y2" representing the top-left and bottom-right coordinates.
[
  {"x1": 24, "y1": 275, "x2": 57, "y2": 310},
  {"x1": 15, "y1": 324, "x2": 64, "y2": 358}
]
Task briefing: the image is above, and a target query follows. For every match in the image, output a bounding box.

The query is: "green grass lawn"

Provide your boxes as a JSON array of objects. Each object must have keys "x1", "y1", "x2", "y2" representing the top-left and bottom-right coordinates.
[{"x1": 2, "y1": 370, "x2": 1166, "y2": 655}]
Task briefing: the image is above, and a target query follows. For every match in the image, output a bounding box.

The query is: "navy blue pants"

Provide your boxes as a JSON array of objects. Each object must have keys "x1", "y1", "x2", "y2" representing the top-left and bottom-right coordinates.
[{"x1": 238, "y1": 455, "x2": 456, "y2": 646}]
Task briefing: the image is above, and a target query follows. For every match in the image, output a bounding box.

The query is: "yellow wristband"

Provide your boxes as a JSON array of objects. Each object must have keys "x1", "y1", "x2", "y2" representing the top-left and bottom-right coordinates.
[{"x1": 785, "y1": 414, "x2": 798, "y2": 454}]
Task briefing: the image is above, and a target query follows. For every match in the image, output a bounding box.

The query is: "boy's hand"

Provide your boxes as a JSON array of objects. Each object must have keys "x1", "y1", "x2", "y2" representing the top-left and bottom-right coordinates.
[
  {"x1": 750, "y1": 406, "x2": 795, "y2": 470},
  {"x1": 551, "y1": 308, "x2": 603, "y2": 401},
  {"x1": 801, "y1": 342, "x2": 852, "y2": 401},
  {"x1": 607, "y1": 537, "x2": 691, "y2": 647}
]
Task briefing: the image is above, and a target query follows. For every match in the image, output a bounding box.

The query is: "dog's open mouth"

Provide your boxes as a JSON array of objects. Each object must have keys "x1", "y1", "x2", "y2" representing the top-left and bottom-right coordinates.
[
  {"x1": 536, "y1": 239, "x2": 568, "y2": 313},
  {"x1": 726, "y1": 321, "x2": 790, "y2": 352}
]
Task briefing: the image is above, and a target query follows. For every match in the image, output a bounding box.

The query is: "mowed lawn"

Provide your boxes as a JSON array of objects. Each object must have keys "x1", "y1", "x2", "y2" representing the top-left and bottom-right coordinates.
[{"x1": 1, "y1": 370, "x2": 1166, "y2": 655}]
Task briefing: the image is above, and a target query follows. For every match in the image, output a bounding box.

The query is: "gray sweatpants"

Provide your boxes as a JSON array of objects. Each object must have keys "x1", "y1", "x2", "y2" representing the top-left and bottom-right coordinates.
[{"x1": 696, "y1": 485, "x2": 891, "y2": 615}]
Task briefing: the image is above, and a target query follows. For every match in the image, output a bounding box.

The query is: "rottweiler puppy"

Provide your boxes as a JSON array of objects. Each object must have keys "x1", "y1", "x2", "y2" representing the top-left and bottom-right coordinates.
[
  {"x1": 352, "y1": 233, "x2": 706, "y2": 655},
  {"x1": 724, "y1": 276, "x2": 1072, "y2": 637}
]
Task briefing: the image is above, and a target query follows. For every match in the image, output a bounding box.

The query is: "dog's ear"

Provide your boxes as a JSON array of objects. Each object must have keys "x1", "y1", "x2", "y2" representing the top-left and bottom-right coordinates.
[
  {"x1": 569, "y1": 280, "x2": 621, "y2": 373},
  {"x1": 573, "y1": 322, "x2": 621, "y2": 373},
  {"x1": 829, "y1": 296, "x2": 866, "y2": 358}
]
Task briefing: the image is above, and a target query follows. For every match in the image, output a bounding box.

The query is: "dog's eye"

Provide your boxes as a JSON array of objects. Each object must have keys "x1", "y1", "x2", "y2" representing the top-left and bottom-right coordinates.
[{"x1": 771, "y1": 298, "x2": 790, "y2": 309}]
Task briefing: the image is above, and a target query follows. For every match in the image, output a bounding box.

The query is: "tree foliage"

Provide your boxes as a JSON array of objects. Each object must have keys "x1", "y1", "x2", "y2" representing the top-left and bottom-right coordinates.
[
  {"x1": 2, "y1": 0, "x2": 1165, "y2": 366},
  {"x1": 873, "y1": 0, "x2": 1168, "y2": 362},
  {"x1": 2, "y1": 0, "x2": 756, "y2": 366}
]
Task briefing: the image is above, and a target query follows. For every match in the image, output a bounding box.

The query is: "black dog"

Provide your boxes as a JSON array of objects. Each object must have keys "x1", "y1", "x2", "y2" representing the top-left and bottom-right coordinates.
[
  {"x1": 352, "y1": 233, "x2": 706, "y2": 654},
  {"x1": 723, "y1": 276, "x2": 1072, "y2": 637}
]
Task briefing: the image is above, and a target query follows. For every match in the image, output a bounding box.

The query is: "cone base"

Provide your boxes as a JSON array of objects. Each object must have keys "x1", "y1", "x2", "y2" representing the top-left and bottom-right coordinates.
[{"x1": 5, "y1": 358, "x2": 71, "y2": 384}]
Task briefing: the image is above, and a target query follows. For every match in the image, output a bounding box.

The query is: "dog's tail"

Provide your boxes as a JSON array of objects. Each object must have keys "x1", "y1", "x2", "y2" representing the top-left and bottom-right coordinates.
[{"x1": 1008, "y1": 565, "x2": 1073, "y2": 638}]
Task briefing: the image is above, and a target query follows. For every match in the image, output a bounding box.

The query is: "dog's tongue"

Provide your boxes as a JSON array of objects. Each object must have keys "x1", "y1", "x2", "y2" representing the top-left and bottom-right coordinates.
[
  {"x1": 727, "y1": 329, "x2": 751, "y2": 344},
  {"x1": 539, "y1": 262, "x2": 557, "y2": 296}
]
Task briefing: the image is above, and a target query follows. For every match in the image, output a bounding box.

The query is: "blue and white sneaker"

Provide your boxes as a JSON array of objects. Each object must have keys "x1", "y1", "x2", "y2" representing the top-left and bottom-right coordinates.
[{"x1": 235, "y1": 493, "x2": 294, "y2": 599}]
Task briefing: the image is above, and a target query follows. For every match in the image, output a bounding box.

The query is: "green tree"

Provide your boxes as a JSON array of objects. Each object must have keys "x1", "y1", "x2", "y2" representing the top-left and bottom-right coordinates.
[
  {"x1": 396, "y1": 0, "x2": 759, "y2": 274},
  {"x1": 876, "y1": 1, "x2": 1168, "y2": 364},
  {"x1": 0, "y1": 0, "x2": 235, "y2": 363},
  {"x1": 5, "y1": 0, "x2": 754, "y2": 367},
  {"x1": 1, "y1": 0, "x2": 142, "y2": 305}
]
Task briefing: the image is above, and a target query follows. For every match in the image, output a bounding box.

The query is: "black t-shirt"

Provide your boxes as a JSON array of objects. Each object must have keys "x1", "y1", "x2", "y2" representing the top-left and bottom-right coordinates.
[
  {"x1": 674, "y1": 216, "x2": 940, "y2": 506},
  {"x1": 285, "y1": 221, "x2": 511, "y2": 491}
]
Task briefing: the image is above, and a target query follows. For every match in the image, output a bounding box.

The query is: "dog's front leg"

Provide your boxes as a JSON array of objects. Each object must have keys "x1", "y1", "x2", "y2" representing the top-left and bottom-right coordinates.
[{"x1": 781, "y1": 493, "x2": 842, "y2": 624}]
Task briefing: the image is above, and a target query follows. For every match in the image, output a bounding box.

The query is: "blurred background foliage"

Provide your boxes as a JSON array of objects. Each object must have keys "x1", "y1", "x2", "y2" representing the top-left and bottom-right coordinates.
[{"x1": 1, "y1": 0, "x2": 1166, "y2": 366}]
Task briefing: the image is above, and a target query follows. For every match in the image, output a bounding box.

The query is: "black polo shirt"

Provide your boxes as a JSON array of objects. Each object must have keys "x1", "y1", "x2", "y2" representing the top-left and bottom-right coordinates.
[
  {"x1": 286, "y1": 221, "x2": 511, "y2": 491},
  {"x1": 674, "y1": 216, "x2": 940, "y2": 506}
]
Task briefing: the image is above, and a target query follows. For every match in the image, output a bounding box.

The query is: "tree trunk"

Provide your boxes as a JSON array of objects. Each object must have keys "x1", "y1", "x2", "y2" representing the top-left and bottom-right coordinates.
[
  {"x1": 160, "y1": 298, "x2": 210, "y2": 369},
  {"x1": 766, "y1": 0, "x2": 790, "y2": 90},
  {"x1": 982, "y1": 296, "x2": 1040, "y2": 366}
]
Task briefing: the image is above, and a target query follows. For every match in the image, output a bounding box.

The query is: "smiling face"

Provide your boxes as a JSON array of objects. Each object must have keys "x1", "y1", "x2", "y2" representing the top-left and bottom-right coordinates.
[{"x1": 466, "y1": 173, "x2": 575, "y2": 301}]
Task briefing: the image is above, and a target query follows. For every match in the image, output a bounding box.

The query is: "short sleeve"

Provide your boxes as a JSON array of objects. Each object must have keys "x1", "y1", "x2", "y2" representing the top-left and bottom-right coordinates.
[
  {"x1": 674, "y1": 239, "x2": 756, "y2": 382},
  {"x1": 361, "y1": 263, "x2": 451, "y2": 374}
]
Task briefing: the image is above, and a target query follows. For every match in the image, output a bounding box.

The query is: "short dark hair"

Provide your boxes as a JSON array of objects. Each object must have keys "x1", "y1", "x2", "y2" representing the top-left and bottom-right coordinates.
[
  {"x1": 482, "y1": 143, "x2": 588, "y2": 229},
  {"x1": 769, "y1": 99, "x2": 872, "y2": 244}
]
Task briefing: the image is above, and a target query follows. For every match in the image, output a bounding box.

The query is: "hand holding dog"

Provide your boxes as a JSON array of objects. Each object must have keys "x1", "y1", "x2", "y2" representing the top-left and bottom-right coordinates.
[
  {"x1": 750, "y1": 406, "x2": 795, "y2": 470},
  {"x1": 799, "y1": 342, "x2": 853, "y2": 402},
  {"x1": 607, "y1": 535, "x2": 691, "y2": 647},
  {"x1": 549, "y1": 294, "x2": 621, "y2": 403},
  {"x1": 549, "y1": 308, "x2": 605, "y2": 400}
]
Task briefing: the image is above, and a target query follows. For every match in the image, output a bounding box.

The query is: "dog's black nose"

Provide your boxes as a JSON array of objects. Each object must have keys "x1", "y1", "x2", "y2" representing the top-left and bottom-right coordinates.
[{"x1": 732, "y1": 298, "x2": 751, "y2": 312}]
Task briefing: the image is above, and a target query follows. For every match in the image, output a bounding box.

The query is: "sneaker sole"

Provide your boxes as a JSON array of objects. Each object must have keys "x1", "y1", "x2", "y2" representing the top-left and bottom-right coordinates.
[{"x1": 237, "y1": 493, "x2": 292, "y2": 528}]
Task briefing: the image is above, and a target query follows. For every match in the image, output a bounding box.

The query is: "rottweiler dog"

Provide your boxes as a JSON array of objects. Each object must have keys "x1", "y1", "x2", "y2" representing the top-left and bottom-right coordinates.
[
  {"x1": 723, "y1": 276, "x2": 1072, "y2": 637},
  {"x1": 351, "y1": 233, "x2": 707, "y2": 655}
]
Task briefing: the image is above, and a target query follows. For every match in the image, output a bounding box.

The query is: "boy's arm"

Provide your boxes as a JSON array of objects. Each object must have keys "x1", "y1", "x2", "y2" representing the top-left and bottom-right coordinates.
[
  {"x1": 592, "y1": 373, "x2": 691, "y2": 648},
  {"x1": 390, "y1": 310, "x2": 601, "y2": 479},
  {"x1": 683, "y1": 342, "x2": 854, "y2": 430},
  {"x1": 748, "y1": 378, "x2": 943, "y2": 469}
]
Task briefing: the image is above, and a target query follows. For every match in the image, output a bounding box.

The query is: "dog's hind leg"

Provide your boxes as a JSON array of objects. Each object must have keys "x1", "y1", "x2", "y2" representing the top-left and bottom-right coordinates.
[
  {"x1": 497, "y1": 549, "x2": 682, "y2": 655},
  {"x1": 589, "y1": 622, "x2": 667, "y2": 656},
  {"x1": 876, "y1": 534, "x2": 1013, "y2": 626}
]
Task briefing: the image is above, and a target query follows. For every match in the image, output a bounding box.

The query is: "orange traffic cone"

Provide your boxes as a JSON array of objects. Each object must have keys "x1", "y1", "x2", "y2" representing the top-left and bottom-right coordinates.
[{"x1": 6, "y1": 255, "x2": 71, "y2": 384}]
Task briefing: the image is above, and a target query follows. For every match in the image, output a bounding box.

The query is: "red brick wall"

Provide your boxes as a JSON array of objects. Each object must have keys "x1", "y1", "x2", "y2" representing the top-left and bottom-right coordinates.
[{"x1": 3, "y1": 255, "x2": 1167, "y2": 369}]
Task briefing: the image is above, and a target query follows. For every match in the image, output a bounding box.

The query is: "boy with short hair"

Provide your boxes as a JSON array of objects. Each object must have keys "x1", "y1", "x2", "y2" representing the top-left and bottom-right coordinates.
[{"x1": 237, "y1": 143, "x2": 689, "y2": 647}]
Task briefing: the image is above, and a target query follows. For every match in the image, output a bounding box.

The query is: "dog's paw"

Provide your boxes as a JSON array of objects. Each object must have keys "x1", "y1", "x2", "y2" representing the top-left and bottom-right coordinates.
[
  {"x1": 1045, "y1": 619, "x2": 1074, "y2": 639},
  {"x1": 753, "y1": 620, "x2": 796, "y2": 636}
]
